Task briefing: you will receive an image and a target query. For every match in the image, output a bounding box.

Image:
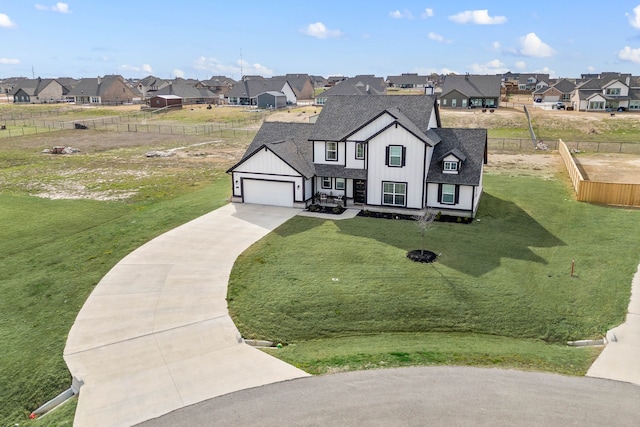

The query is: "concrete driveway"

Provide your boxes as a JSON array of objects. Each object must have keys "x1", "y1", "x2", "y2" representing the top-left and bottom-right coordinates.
[
  {"x1": 587, "y1": 264, "x2": 640, "y2": 385},
  {"x1": 64, "y1": 203, "x2": 309, "y2": 427}
]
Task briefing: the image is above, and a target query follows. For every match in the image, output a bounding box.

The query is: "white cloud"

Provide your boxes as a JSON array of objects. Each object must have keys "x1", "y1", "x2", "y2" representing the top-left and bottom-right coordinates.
[
  {"x1": 428, "y1": 32, "x2": 451, "y2": 44},
  {"x1": 303, "y1": 22, "x2": 343, "y2": 39},
  {"x1": 52, "y1": 2, "x2": 70, "y2": 13},
  {"x1": 173, "y1": 69, "x2": 185, "y2": 78},
  {"x1": 0, "y1": 58, "x2": 20, "y2": 64},
  {"x1": 193, "y1": 56, "x2": 274, "y2": 77},
  {"x1": 414, "y1": 67, "x2": 458, "y2": 75},
  {"x1": 618, "y1": 46, "x2": 640, "y2": 64},
  {"x1": 492, "y1": 41, "x2": 501, "y2": 50},
  {"x1": 468, "y1": 59, "x2": 509, "y2": 74},
  {"x1": 422, "y1": 8, "x2": 434, "y2": 18},
  {"x1": 0, "y1": 13, "x2": 16, "y2": 28},
  {"x1": 627, "y1": 5, "x2": 640, "y2": 29},
  {"x1": 515, "y1": 60, "x2": 526, "y2": 69},
  {"x1": 449, "y1": 9, "x2": 507, "y2": 25},
  {"x1": 119, "y1": 64, "x2": 152, "y2": 73},
  {"x1": 35, "y1": 2, "x2": 71, "y2": 13},
  {"x1": 587, "y1": 65, "x2": 595, "y2": 72},
  {"x1": 519, "y1": 32, "x2": 555, "y2": 57},
  {"x1": 390, "y1": 9, "x2": 414, "y2": 19}
]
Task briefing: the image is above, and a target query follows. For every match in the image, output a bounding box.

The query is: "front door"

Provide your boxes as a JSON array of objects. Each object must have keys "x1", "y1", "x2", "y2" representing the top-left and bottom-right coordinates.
[{"x1": 354, "y1": 180, "x2": 366, "y2": 204}]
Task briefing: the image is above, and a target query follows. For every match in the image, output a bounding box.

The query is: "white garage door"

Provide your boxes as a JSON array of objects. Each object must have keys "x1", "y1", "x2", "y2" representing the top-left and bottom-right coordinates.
[{"x1": 243, "y1": 179, "x2": 294, "y2": 207}]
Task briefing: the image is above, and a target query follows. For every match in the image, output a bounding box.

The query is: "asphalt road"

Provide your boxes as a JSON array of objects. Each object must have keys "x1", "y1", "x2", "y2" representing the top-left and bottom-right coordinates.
[{"x1": 137, "y1": 366, "x2": 640, "y2": 427}]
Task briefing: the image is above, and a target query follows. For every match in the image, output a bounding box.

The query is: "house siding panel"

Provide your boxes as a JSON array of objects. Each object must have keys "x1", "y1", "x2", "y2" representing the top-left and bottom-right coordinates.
[
  {"x1": 345, "y1": 140, "x2": 366, "y2": 169},
  {"x1": 366, "y1": 126, "x2": 426, "y2": 209},
  {"x1": 233, "y1": 149, "x2": 300, "y2": 176},
  {"x1": 348, "y1": 113, "x2": 395, "y2": 141},
  {"x1": 426, "y1": 183, "x2": 474, "y2": 211},
  {"x1": 313, "y1": 141, "x2": 345, "y2": 165}
]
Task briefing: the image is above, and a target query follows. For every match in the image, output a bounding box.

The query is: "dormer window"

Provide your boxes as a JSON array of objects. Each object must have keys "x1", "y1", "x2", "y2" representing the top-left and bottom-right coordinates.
[
  {"x1": 605, "y1": 87, "x2": 621, "y2": 96},
  {"x1": 444, "y1": 161, "x2": 458, "y2": 172}
]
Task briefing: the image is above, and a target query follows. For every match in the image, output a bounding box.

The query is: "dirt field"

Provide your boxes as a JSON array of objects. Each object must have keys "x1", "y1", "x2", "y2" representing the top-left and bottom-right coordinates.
[{"x1": 573, "y1": 153, "x2": 640, "y2": 183}]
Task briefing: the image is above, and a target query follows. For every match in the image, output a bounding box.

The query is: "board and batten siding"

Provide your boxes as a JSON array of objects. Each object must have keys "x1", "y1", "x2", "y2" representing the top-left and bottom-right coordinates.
[
  {"x1": 313, "y1": 140, "x2": 346, "y2": 165},
  {"x1": 366, "y1": 126, "x2": 429, "y2": 209},
  {"x1": 345, "y1": 140, "x2": 366, "y2": 169},
  {"x1": 426, "y1": 183, "x2": 475, "y2": 211},
  {"x1": 231, "y1": 148, "x2": 306, "y2": 201}
]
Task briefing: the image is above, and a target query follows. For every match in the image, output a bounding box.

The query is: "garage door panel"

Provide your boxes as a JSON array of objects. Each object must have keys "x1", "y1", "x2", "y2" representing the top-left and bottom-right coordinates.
[{"x1": 243, "y1": 180, "x2": 294, "y2": 207}]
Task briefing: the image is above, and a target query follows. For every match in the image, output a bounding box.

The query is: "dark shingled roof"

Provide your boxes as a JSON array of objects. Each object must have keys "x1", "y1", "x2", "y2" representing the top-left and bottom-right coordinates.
[
  {"x1": 440, "y1": 75, "x2": 502, "y2": 98},
  {"x1": 310, "y1": 95, "x2": 439, "y2": 141},
  {"x1": 314, "y1": 164, "x2": 367, "y2": 180},
  {"x1": 229, "y1": 122, "x2": 314, "y2": 178},
  {"x1": 427, "y1": 128, "x2": 487, "y2": 186}
]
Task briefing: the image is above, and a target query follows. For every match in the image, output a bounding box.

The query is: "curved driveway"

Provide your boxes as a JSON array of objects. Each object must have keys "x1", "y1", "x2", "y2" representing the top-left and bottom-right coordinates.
[
  {"x1": 64, "y1": 204, "x2": 309, "y2": 427},
  {"x1": 138, "y1": 367, "x2": 640, "y2": 427}
]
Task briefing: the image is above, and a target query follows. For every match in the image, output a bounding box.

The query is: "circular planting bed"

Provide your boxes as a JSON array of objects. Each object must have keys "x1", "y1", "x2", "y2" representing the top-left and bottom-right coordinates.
[{"x1": 406, "y1": 250, "x2": 438, "y2": 263}]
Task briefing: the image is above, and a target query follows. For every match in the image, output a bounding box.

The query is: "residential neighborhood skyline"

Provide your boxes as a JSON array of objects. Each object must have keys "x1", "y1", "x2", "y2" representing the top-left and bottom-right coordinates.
[{"x1": 2, "y1": 1, "x2": 640, "y2": 80}]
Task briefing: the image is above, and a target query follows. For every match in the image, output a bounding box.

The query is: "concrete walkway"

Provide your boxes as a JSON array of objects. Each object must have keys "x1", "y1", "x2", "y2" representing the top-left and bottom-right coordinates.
[
  {"x1": 64, "y1": 204, "x2": 310, "y2": 427},
  {"x1": 587, "y1": 263, "x2": 640, "y2": 386}
]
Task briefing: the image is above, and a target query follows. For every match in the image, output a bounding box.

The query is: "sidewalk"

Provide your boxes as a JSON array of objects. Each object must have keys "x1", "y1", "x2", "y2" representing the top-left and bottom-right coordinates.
[
  {"x1": 64, "y1": 204, "x2": 310, "y2": 427},
  {"x1": 587, "y1": 264, "x2": 640, "y2": 386}
]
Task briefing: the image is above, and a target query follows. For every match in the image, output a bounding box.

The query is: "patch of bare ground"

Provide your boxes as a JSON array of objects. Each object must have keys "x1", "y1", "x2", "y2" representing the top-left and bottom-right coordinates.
[
  {"x1": 573, "y1": 153, "x2": 640, "y2": 183},
  {"x1": 485, "y1": 153, "x2": 564, "y2": 180}
]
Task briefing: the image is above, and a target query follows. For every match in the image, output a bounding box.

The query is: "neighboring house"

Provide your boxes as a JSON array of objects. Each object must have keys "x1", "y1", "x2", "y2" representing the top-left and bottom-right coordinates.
[
  {"x1": 272, "y1": 74, "x2": 315, "y2": 100},
  {"x1": 227, "y1": 95, "x2": 487, "y2": 218},
  {"x1": 533, "y1": 79, "x2": 575, "y2": 103},
  {"x1": 68, "y1": 75, "x2": 141, "y2": 105},
  {"x1": 196, "y1": 75, "x2": 236, "y2": 102},
  {"x1": 149, "y1": 94, "x2": 183, "y2": 109},
  {"x1": 386, "y1": 73, "x2": 430, "y2": 89},
  {"x1": 439, "y1": 74, "x2": 502, "y2": 108},
  {"x1": 310, "y1": 75, "x2": 328, "y2": 88},
  {"x1": 227, "y1": 76, "x2": 296, "y2": 106},
  {"x1": 326, "y1": 76, "x2": 347, "y2": 86},
  {"x1": 153, "y1": 80, "x2": 216, "y2": 104},
  {"x1": 314, "y1": 75, "x2": 387, "y2": 105},
  {"x1": 136, "y1": 76, "x2": 170, "y2": 100},
  {"x1": 517, "y1": 74, "x2": 550, "y2": 91},
  {"x1": 11, "y1": 78, "x2": 68, "y2": 103},
  {"x1": 570, "y1": 73, "x2": 639, "y2": 111}
]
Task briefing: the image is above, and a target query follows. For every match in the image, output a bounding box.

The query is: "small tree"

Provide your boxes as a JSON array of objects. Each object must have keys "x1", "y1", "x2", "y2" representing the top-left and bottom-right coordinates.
[{"x1": 412, "y1": 208, "x2": 437, "y2": 255}]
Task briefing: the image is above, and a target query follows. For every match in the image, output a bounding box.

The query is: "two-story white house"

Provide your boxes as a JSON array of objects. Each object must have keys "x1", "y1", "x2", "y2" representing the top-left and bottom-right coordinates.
[
  {"x1": 227, "y1": 95, "x2": 487, "y2": 218},
  {"x1": 571, "y1": 74, "x2": 640, "y2": 111}
]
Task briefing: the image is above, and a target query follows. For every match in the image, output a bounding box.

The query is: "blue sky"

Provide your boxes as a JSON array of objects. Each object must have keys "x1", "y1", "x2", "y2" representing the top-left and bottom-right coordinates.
[{"x1": 2, "y1": 1, "x2": 640, "y2": 80}]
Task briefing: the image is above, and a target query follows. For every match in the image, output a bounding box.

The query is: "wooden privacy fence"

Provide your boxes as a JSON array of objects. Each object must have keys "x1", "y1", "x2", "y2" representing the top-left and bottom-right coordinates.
[{"x1": 559, "y1": 139, "x2": 640, "y2": 207}]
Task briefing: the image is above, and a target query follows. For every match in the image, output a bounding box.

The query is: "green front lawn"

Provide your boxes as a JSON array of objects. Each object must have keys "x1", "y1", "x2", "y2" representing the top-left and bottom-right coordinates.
[
  {"x1": 228, "y1": 174, "x2": 640, "y2": 375},
  {"x1": 0, "y1": 180, "x2": 230, "y2": 426}
]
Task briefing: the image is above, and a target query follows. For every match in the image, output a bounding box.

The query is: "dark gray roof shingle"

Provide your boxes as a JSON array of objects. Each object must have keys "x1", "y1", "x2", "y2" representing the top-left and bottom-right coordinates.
[
  {"x1": 310, "y1": 95, "x2": 439, "y2": 141},
  {"x1": 440, "y1": 75, "x2": 502, "y2": 98},
  {"x1": 230, "y1": 122, "x2": 315, "y2": 178},
  {"x1": 427, "y1": 128, "x2": 487, "y2": 185}
]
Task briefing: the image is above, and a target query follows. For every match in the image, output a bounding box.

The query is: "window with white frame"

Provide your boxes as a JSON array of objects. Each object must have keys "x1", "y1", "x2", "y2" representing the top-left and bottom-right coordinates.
[
  {"x1": 629, "y1": 100, "x2": 640, "y2": 110},
  {"x1": 441, "y1": 184, "x2": 456, "y2": 204},
  {"x1": 387, "y1": 145, "x2": 404, "y2": 167},
  {"x1": 335, "y1": 178, "x2": 345, "y2": 190},
  {"x1": 605, "y1": 88, "x2": 621, "y2": 96},
  {"x1": 321, "y1": 176, "x2": 331, "y2": 189},
  {"x1": 382, "y1": 182, "x2": 406, "y2": 206},
  {"x1": 442, "y1": 99, "x2": 447, "y2": 106},
  {"x1": 452, "y1": 98, "x2": 457, "y2": 107},
  {"x1": 444, "y1": 161, "x2": 458, "y2": 172},
  {"x1": 462, "y1": 99, "x2": 467, "y2": 107},
  {"x1": 589, "y1": 101, "x2": 604, "y2": 110},
  {"x1": 326, "y1": 141, "x2": 337, "y2": 161},
  {"x1": 355, "y1": 142, "x2": 365, "y2": 159}
]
